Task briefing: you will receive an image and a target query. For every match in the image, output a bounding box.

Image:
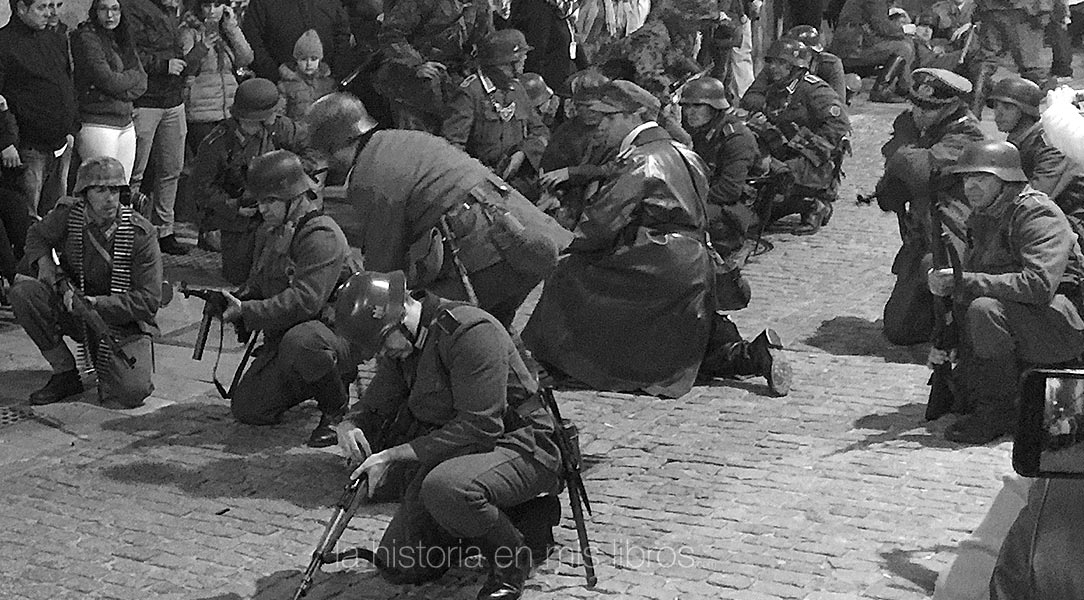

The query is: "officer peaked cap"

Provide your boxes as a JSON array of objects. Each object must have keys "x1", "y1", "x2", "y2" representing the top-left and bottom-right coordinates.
[
  {"x1": 909, "y1": 68, "x2": 972, "y2": 107},
  {"x1": 585, "y1": 80, "x2": 660, "y2": 114}
]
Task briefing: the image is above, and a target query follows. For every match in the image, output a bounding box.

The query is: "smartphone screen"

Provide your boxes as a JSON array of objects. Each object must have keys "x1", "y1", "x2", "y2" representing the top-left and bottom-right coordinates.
[{"x1": 1014, "y1": 369, "x2": 1084, "y2": 478}]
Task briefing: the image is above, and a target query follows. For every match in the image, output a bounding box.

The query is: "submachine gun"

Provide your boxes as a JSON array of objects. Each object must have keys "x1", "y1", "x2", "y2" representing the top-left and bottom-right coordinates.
[
  {"x1": 926, "y1": 200, "x2": 964, "y2": 421},
  {"x1": 179, "y1": 282, "x2": 257, "y2": 398}
]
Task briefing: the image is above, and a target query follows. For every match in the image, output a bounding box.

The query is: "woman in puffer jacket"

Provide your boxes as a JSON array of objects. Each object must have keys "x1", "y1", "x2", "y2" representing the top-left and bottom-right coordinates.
[
  {"x1": 71, "y1": 0, "x2": 148, "y2": 181},
  {"x1": 179, "y1": 0, "x2": 254, "y2": 152}
]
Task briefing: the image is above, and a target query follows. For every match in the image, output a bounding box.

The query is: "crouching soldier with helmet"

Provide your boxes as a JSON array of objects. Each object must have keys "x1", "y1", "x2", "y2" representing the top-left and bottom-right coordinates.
[
  {"x1": 333, "y1": 270, "x2": 561, "y2": 600},
  {"x1": 929, "y1": 141, "x2": 1084, "y2": 444},
  {"x1": 740, "y1": 38, "x2": 851, "y2": 235},
  {"x1": 219, "y1": 150, "x2": 355, "y2": 448},
  {"x1": 10, "y1": 157, "x2": 162, "y2": 408}
]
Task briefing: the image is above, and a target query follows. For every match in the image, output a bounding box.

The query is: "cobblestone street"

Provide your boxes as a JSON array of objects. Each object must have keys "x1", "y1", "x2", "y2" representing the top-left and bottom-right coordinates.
[{"x1": 0, "y1": 100, "x2": 1020, "y2": 600}]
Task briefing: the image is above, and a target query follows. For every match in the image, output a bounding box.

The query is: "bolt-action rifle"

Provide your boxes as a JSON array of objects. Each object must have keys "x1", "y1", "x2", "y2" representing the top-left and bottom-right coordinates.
[
  {"x1": 54, "y1": 256, "x2": 136, "y2": 369},
  {"x1": 927, "y1": 200, "x2": 963, "y2": 421},
  {"x1": 293, "y1": 475, "x2": 373, "y2": 600}
]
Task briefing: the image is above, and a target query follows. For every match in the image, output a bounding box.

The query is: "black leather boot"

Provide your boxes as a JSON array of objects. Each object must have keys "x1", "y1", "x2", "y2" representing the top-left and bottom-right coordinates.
[
  {"x1": 793, "y1": 199, "x2": 831, "y2": 235},
  {"x1": 504, "y1": 495, "x2": 561, "y2": 565},
  {"x1": 307, "y1": 372, "x2": 349, "y2": 448},
  {"x1": 946, "y1": 354, "x2": 1019, "y2": 444},
  {"x1": 29, "y1": 370, "x2": 83, "y2": 405},
  {"x1": 476, "y1": 514, "x2": 531, "y2": 600}
]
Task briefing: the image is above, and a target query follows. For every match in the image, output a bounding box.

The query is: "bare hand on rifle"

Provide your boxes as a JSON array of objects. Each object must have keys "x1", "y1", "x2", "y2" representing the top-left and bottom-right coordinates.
[
  {"x1": 351, "y1": 444, "x2": 417, "y2": 498},
  {"x1": 334, "y1": 422, "x2": 372, "y2": 469},
  {"x1": 220, "y1": 290, "x2": 243, "y2": 322},
  {"x1": 927, "y1": 267, "x2": 955, "y2": 296}
]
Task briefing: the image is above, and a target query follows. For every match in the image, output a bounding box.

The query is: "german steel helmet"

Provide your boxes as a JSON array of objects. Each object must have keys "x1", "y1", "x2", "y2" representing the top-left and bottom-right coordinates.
[
  {"x1": 74, "y1": 156, "x2": 128, "y2": 193},
  {"x1": 304, "y1": 92, "x2": 378, "y2": 154},
  {"x1": 477, "y1": 29, "x2": 533, "y2": 66},
  {"x1": 232, "y1": 78, "x2": 280, "y2": 121},
  {"x1": 764, "y1": 38, "x2": 811, "y2": 69},
  {"x1": 786, "y1": 25, "x2": 823, "y2": 52},
  {"x1": 334, "y1": 270, "x2": 407, "y2": 360},
  {"x1": 946, "y1": 140, "x2": 1028, "y2": 182},
  {"x1": 521, "y1": 72, "x2": 554, "y2": 106},
  {"x1": 679, "y1": 77, "x2": 730, "y2": 110},
  {"x1": 986, "y1": 77, "x2": 1043, "y2": 117},
  {"x1": 245, "y1": 150, "x2": 316, "y2": 201}
]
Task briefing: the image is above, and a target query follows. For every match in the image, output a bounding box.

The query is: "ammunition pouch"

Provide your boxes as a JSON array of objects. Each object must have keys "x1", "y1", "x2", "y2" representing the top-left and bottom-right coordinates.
[{"x1": 787, "y1": 126, "x2": 836, "y2": 167}]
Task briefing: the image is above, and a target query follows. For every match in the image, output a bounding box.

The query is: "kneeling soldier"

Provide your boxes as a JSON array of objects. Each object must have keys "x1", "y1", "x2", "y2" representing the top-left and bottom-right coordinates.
[
  {"x1": 930, "y1": 141, "x2": 1084, "y2": 444},
  {"x1": 10, "y1": 157, "x2": 161, "y2": 408},
  {"x1": 333, "y1": 270, "x2": 561, "y2": 600},
  {"x1": 221, "y1": 150, "x2": 354, "y2": 448}
]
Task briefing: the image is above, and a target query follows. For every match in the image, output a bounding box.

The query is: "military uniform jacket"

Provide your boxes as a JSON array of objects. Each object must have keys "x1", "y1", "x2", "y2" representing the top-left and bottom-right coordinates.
[
  {"x1": 441, "y1": 70, "x2": 549, "y2": 172},
  {"x1": 811, "y1": 51, "x2": 847, "y2": 102},
  {"x1": 1009, "y1": 120, "x2": 1084, "y2": 212},
  {"x1": 347, "y1": 130, "x2": 570, "y2": 285},
  {"x1": 741, "y1": 72, "x2": 851, "y2": 146},
  {"x1": 22, "y1": 198, "x2": 162, "y2": 334},
  {"x1": 689, "y1": 110, "x2": 758, "y2": 207},
  {"x1": 375, "y1": 0, "x2": 493, "y2": 112},
  {"x1": 192, "y1": 115, "x2": 307, "y2": 232},
  {"x1": 962, "y1": 185, "x2": 1084, "y2": 320},
  {"x1": 350, "y1": 294, "x2": 560, "y2": 470},
  {"x1": 239, "y1": 212, "x2": 350, "y2": 340}
]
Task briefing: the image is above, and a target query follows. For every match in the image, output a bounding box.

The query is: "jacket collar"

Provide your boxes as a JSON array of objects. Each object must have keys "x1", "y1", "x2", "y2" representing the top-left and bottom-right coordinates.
[
  {"x1": 1007, "y1": 118, "x2": 1042, "y2": 147},
  {"x1": 974, "y1": 182, "x2": 1029, "y2": 219},
  {"x1": 618, "y1": 121, "x2": 664, "y2": 155}
]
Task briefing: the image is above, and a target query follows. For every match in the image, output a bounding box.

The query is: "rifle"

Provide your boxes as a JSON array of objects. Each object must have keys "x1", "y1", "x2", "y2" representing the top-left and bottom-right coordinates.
[
  {"x1": 926, "y1": 200, "x2": 963, "y2": 421},
  {"x1": 179, "y1": 282, "x2": 257, "y2": 399},
  {"x1": 438, "y1": 214, "x2": 480, "y2": 306},
  {"x1": 54, "y1": 257, "x2": 137, "y2": 369},
  {"x1": 294, "y1": 475, "x2": 375, "y2": 600},
  {"x1": 540, "y1": 387, "x2": 597, "y2": 587}
]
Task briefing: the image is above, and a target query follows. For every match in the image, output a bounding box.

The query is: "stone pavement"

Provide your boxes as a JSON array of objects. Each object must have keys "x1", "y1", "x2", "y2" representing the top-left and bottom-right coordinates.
[{"x1": 0, "y1": 99, "x2": 1022, "y2": 600}]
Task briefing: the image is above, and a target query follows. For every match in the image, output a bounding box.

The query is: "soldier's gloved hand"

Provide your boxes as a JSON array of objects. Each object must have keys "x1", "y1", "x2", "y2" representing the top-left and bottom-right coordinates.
[
  {"x1": 926, "y1": 347, "x2": 957, "y2": 369},
  {"x1": 927, "y1": 267, "x2": 954, "y2": 296},
  {"x1": 335, "y1": 422, "x2": 372, "y2": 468},
  {"x1": 416, "y1": 61, "x2": 447, "y2": 80}
]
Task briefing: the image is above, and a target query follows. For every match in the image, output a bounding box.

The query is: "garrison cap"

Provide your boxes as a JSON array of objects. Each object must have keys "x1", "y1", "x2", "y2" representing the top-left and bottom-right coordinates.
[
  {"x1": 909, "y1": 68, "x2": 972, "y2": 107},
  {"x1": 585, "y1": 80, "x2": 660, "y2": 114}
]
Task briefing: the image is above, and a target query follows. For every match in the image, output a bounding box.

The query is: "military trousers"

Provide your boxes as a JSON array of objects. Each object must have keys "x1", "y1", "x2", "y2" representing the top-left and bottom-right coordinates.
[
  {"x1": 375, "y1": 446, "x2": 561, "y2": 583},
  {"x1": 841, "y1": 38, "x2": 916, "y2": 92},
  {"x1": 965, "y1": 295, "x2": 1084, "y2": 363},
  {"x1": 974, "y1": 9, "x2": 1051, "y2": 86},
  {"x1": 231, "y1": 320, "x2": 353, "y2": 424},
  {"x1": 9, "y1": 278, "x2": 154, "y2": 407}
]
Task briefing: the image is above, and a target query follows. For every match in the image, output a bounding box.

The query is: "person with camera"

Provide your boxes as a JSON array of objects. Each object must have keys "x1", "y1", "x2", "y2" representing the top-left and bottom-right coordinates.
[
  {"x1": 304, "y1": 92, "x2": 571, "y2": 330},
  {"x1": 179, "y1": 0, "x2": 253, "y2": 153},
  {"x1": 8, "y1": 156, "x2": 162, "y2": 408},
  {"x1": 191, "y1": 78, "x2": 308, "y2": 283},
  {"x1": 332, "y1": 269, "x2": 561, "y2": 600},
  {"x1": 217, "y1": 150, "x2": 354, "y2": 448},
  {"x1": 71, "y1": 0, "x2": 148, "y2": 182},
  {"x1": 927, "y1": 140, "x2": 1084, "y2": 444}
]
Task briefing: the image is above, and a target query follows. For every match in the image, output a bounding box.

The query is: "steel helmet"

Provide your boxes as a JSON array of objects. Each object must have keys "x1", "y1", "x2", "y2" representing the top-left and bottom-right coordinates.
[
  {"x1": 334, "y1": 270, "x2": 407, "y2": 360},
  {"x1": 476, "y1": 29, "x2": 532, "y2": 66},
  {"x1": 245, "y1": 150, "x2": 316, "y2": 201},
  {"x1": 785, "y1": 25, "x2": 823, "y2": 52},
  {"x1": 679, "y1": 76, "x2": 730, "y2": 110},
  {"x1": 521, "y1": 72, "x2": 555, "y2": 107},
  {"x1": 985, "y1": 77, "x2": 1043, "y2": 117},
  {"x1": 764, "y1": 38, "x2": 811, "y2": 69},
  {"x1": 304, "y1": 93, "x2": 378, "y2": 154},
  {"x1": 946, "y1": 140, "x2": 1028, "y2": 182},
  {"x1": 74, "y1": 156, "x2": 128, "y2": 193}
]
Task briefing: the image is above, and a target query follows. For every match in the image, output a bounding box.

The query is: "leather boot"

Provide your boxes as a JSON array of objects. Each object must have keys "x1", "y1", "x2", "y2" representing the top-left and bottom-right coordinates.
[
  {"x1": 29, "y1": 370, "x2": 83, "y2": 405},
  {"x1": 869, "y1": 56, "x2": 907, "y2": 103},
  {"x1": 946, "y1": 354, "x2": 1019, "y2": 444},
  {"x1": 307, "y1": 372, "x2": 349, "y2": 448},
  {"x1": 476, "y1": 514, "x2": 531, "y2": 600},
  {"x1": 504, "y1": 495, "x2": 561, "y2": 565}
]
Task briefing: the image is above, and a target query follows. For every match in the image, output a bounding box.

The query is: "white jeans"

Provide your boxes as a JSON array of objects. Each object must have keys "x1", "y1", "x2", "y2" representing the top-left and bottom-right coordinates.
[{"x1": 76, "y1": 122, "x2": 137, "y2": 183}]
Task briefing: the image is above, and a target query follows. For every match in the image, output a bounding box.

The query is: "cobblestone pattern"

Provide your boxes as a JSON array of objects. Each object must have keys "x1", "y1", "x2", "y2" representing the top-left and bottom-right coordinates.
[{"x1": 0, "y1": 101, "x2": 1016, "y2": 600}]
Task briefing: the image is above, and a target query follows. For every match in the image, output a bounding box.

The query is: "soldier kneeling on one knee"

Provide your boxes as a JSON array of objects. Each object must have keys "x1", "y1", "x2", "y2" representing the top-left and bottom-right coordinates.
[{"x1": 333, "y1": 270, "x2": 562, "y2": 600}]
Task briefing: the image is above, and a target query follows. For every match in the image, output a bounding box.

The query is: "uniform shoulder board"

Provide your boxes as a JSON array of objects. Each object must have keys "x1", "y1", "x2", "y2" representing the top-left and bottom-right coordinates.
[
  {"x1": 804, "y1": 73, "x2": 822, "y2": 84},
  {"x1": 435, "y1": 307, "x2": 463, "y2": 335},
  {"x1": 461, "y1": 74, "x2": 479, "y2": 89}
]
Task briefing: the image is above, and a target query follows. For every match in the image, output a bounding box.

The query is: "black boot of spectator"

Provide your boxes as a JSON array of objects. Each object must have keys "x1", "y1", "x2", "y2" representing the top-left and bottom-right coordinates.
[{"x1": 159, "y1": 234, "x2": 190, "y2": 255}]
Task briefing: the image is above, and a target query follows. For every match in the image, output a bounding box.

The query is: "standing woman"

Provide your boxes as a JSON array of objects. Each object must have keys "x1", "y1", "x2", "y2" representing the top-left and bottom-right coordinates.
[
  {"x1": 179, "y1": 0, "x2": 253, "y2": 152},
  {"x1": 71, "y1": 0, "x2": 148, "y2": 181}
]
